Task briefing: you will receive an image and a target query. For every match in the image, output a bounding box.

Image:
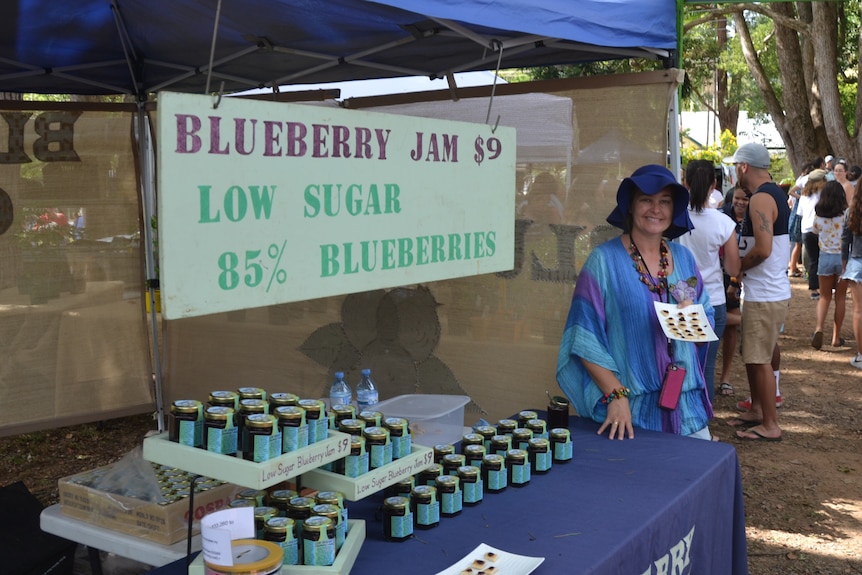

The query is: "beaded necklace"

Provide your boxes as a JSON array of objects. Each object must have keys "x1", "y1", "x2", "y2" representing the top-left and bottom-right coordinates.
[{"x1": 629, "y1": 238, "x2": 668, "y2": 296}]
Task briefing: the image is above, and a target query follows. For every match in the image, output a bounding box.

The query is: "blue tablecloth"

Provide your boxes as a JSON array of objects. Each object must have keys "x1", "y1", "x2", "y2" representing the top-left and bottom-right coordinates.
[{"x1": 146, "y1": 415, "x2": 748, "y2": 574}]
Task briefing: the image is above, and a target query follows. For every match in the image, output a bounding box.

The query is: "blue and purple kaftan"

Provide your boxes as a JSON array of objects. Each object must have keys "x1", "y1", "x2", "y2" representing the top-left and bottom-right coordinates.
[{"x1": 556, "y1": 237, "x2": 714, "y2": 435}]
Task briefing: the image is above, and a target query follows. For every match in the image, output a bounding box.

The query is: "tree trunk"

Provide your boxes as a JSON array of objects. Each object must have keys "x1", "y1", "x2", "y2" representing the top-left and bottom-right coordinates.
[{"x1": 716, "y1": 15, "x2": 739, "y2": 136}]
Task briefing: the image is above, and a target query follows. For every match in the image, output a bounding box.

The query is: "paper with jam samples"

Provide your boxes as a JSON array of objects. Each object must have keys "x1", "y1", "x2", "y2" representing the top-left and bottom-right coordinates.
[
  {"x1": 654, "y1": 302, "x2": 718, "y2": 342},
  {"x1": 435, "y1": 543, "x2": 544, "y2": 575}
]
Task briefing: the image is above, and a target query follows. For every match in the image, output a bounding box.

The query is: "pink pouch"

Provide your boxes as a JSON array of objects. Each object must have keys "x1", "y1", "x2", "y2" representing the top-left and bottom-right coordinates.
[{"x1": 659, "y1": 363, "x2": 686, "y2": 410}]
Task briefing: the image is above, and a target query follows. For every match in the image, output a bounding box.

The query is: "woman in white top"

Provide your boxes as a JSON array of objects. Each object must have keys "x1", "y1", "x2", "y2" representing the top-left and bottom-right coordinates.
[
  {"x1": 678, "y1": 160, "x2": 741, "y2": 404},
  {"x1": 798, "y1": 169, "x2": 829, "y2": 299}
]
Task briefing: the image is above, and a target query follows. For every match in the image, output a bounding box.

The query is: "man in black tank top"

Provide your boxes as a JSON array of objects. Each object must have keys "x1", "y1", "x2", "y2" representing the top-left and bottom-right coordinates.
[{"x1": 729, "y1": 143, "x2": 790, "y2": 442}]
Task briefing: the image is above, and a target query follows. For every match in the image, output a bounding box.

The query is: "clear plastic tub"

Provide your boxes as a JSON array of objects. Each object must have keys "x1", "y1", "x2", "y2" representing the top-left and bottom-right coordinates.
[{"x1": 375, "y1": 394, "x2": 470, "y2": 447}]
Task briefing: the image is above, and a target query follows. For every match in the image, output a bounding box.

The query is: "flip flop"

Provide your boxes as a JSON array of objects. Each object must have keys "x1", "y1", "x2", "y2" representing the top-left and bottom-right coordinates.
[
  {"x1": 726, "y1": 417, "x2": 761, "y2": 429},
  {"x1": 718, "y1": 382, "x2": 734, "y2": 396},
  {"x1": 832, "y1": 338, "x2": 846, "y2": 347},
  {"x1": 735, "y1": 429, "x2": 782, "y2": 442},
  {"x1": 811, "y1": 331, "x2": 823, "y2": 350}
]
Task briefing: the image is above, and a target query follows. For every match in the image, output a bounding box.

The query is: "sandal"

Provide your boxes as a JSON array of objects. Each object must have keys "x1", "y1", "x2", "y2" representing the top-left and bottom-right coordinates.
[{"x1": 718, "y1": 382, "x2": 734, "y2": 396}]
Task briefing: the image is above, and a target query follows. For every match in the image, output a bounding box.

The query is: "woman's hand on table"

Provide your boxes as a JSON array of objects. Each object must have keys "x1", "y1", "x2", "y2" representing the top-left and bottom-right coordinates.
[{"x1": 598, "y1": 399, "x2": 634, "y2": 440}]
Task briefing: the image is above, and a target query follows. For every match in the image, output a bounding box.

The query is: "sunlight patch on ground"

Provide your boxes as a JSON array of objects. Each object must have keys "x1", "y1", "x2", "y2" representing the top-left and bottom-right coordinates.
[{"x1": 747, "y1": 525, "x2": 862, "y2": 560}]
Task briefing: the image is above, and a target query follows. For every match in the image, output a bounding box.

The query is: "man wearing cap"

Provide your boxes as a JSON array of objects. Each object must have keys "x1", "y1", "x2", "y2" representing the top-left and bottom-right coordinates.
[
  {"x1": 730, "y1": 143, "x2": 790, "y2": 442},
  {"x1": 825, "y1": 155, "x2": 835, "y2": 181}
]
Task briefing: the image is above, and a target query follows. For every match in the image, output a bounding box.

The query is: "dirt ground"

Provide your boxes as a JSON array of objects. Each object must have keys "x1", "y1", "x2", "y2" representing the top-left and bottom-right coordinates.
[{"x1": 1, "y1": 275, "x2": 861, "y2": 575}]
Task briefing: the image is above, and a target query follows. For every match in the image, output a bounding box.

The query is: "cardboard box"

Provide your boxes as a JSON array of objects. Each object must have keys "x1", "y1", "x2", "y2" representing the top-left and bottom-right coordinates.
[{"x1": 58, "y1": 466, "x2": 242, "y2": 545}]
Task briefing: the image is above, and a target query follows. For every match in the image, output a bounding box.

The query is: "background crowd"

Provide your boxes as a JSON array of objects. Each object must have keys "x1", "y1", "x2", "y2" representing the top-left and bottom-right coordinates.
[{"x1": 556, "y1": 145, "x2": 862, "y2": 444}]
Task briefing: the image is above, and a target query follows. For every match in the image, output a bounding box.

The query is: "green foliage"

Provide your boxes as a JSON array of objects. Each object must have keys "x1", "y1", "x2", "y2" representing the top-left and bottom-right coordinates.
[
  {"x1": 521, "y1": 58, "x2": 662, "y2": 81},
  {"x1": 681, "y1": 129, "x2": 736, "y2": 166}
]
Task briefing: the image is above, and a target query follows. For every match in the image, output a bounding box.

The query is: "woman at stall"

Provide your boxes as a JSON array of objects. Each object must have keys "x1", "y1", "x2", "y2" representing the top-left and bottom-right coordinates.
[{"x1": 556, "y1": 164, "x2": 714, "y2": 440}]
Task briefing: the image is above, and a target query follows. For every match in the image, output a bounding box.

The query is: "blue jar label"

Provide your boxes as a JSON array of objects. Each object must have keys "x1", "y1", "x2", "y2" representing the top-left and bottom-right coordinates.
[
  {"x1": 416, "y1": 500, "x2": 440, "y2": 526},
  {"x1": 178, "y1": 419, "x2": 201, "y2": 447},
  {"x1": 370, "y1": 443, "x2": 393, "y2": 468},
  {"x1": 278, "y1": 539, "x2": 299, "y2": 565},
  {"x1": 488, "y1": 468, "x2": 507, "y2": 490},
  {"x1": 463, "y1": 480, "x2": 483, "y2": 504},
  {"x1": 303, "y1": 536, "x2": 335, "y2": 566},
  {"x1": 283, "y1": 424, "x2": 309, "y2": 452},
  {"x1": 389, "y1": 511, "x2": 414, "y2": 538},
  {"x1": 207, "y1": 427, "x2": 237, "y2": 455},
  {"x1": 441, "y1": 492, "x2": 462, "y2": 515},
  {"x1": 345, "y1": 453, "x2": 369, "y2": 477},
  {"x1": 535, "y1": 451, "x2": 552, "y2": 472},
  {"x1": 392, "y1": 435, "x2": 412, "y2": 459},
  {"x1": 553, "y1": 440, "x2": 573, "y2": 460},
  {"x1": 511, "y1": 462, "x2": 531, "y2": 484}
]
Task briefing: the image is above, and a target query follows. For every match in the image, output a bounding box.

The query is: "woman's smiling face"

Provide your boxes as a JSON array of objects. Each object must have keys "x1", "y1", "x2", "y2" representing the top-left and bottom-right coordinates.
[{"x1": 631, "y1": 188, "x2": 673, "y2": 236}]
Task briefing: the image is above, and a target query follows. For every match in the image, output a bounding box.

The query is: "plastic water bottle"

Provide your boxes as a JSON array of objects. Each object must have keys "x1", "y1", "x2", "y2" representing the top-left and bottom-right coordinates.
[
  {"x1": 329, "y1": 371, "x2": 352, "y2": 408},
  {"x1": 356, "y1": 368, "x2": 379, "y2": 410}
]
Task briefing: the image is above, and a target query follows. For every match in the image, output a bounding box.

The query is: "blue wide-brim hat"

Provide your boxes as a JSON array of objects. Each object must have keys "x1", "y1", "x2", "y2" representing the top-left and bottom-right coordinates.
[{"x1": 606, "y1": 164, "x2": 693, "y2": 239}]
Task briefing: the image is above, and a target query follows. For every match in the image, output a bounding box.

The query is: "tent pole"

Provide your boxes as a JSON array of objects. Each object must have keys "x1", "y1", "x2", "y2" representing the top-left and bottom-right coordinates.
[
  {"x1": 137, "y1": 104, "x2": 166, "y2": 432},
  {"x1": 669, "y1": 90, "x2": 682, "y2": 181}
]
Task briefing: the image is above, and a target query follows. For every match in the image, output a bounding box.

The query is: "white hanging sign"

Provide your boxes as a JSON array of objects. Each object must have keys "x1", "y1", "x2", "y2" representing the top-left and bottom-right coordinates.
[{"x1": 156, "y1": 91, "x2": 516, "y2": 319}]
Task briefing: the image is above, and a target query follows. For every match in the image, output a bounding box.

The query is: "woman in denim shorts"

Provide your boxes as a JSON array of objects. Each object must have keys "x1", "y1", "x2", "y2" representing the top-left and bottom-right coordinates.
[
  {"x1": 841, "y1": 185, "x2": 862, "y2": 368},
  {"x1": 811, "y1": 181, "x2": 849, "y2": 349}
]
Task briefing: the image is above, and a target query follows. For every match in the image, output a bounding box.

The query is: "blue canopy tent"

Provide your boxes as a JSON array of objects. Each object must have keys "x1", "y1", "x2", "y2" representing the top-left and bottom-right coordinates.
[
  {"x1": 0, "y1": 0, "x2": 683, "y2": 435},
  {"x1": 1, "y1": 0, "x2": 678, "y2": 96}
]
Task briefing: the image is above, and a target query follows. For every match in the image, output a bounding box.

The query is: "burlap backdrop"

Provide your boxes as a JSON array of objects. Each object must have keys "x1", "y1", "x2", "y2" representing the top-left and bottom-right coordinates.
[
  {"x1": 0, "y1": 70, "x2": 680, "y2": 435},
  {"x1": 0, "y1": 106, "x2": 153, "y2": 435}
]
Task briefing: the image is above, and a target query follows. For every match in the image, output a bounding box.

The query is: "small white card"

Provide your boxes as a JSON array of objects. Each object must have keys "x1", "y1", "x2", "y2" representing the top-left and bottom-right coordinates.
[
  {"x1": 200, "y1": 507, "x2": 256, "y2": 567},
  {"x1": 435, "y1": 543, "x2": 544, "y2": 575},
  {"x1": 654, "y1": 302, "x2": 718, "y2": 342}
]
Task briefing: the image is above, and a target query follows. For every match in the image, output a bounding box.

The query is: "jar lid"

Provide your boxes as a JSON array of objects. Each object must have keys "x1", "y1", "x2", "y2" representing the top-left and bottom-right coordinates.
[
  {"x1": 246, "y1": 414, "x2": 275, "y2": 428},
  {"x1": 303, "y1": 516, "x2": 332, "y2": 531},
  {"x1": 171, "y1": 400, "x2": 201, "y2": 414},
  {"x1": 435, "y1": 475, "x2": 458, "y2": 487},
  {"x1": 315, "y1": 491, "x2": 345, "y2": 506},
  {"x1": 363, "y1": 426, "x2": 388, "y2": 440},
  {"x1": 297, "y1": 399, "x2": 321, "y2": 411},
  {"x1": 254, "y1": 506, "x2": 278, "y2": 519},
  {"x1": 384, "y1": 496, "x2": 409, "y2": 509},
  {"x1": 269, "y1": 392, "x2": 299, "y2": 405},
  {"x1": 457, "y1": 465, "x2": 479, "y2": 477},
  {"x1": 239, "y1": 398, "x2": 267, "y2": 412},
  {"x1": 237, "y1": 387, "x2": 266, "y2": 399},
  {"x1": 269, "y1": 489, "x2": 298, "y2": 502},
  {"x1": 206, "y1": 406, "x2": 233, "y2": 419},
  {"x1": 550, "y1": 395, "x2": 570, "y2": 408},
  {"x1": 274, "y1": 405, "x2": 304, "y2": 420},
  {"x1": 287, "y1": 496, "x2": 315, "y2": 509},
  {"x1": 265, "y1": 516, "x2": 294, "y2": 533},
  {"x1": 312, "y1": 503, "x2": 340, "y2": 518},
  {"x1": 506, "y1": 448, "x2": 527, "y2": 460}
]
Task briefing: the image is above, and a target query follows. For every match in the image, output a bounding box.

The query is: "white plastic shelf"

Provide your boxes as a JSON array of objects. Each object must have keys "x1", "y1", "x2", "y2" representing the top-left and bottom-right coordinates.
[
  {"x1": 143, "y1": 431, "x2": 351, "y2": 489},
  {"x1": 301, "y1": 444, "x2": 434, "y2": 500}
]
